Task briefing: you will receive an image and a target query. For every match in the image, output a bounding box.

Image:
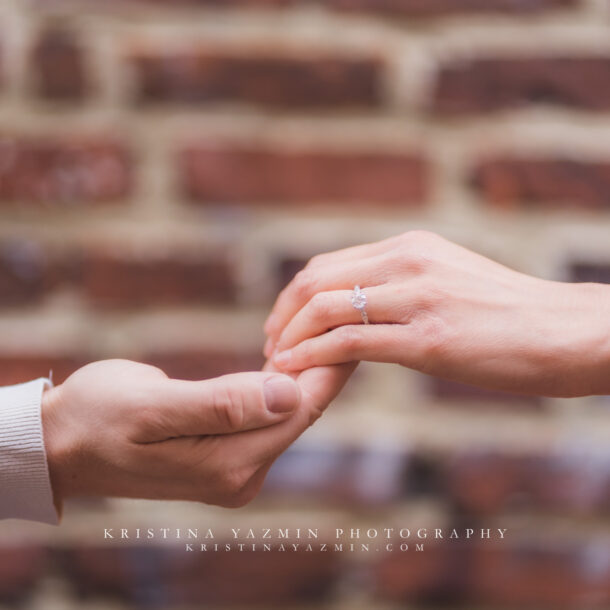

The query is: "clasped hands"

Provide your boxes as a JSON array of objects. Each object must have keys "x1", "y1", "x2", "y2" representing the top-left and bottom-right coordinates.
[{"x1": 44, "y1": 231, "x2": 610, "y2": 511}]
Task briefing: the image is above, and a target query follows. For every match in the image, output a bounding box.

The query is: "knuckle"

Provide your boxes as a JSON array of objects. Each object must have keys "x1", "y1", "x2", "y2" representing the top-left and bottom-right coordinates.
[
  {"x1": 416, "y1": 314, "x2": 450, "y2": 362},
  {"x1": 294, "y1": 340, "x2": 312, "y2": 366},
  {"x1": 211, "y1": 385, "x2": 245, "y2": 431},
  {"x1": 293, "y1": 269, "x2": 316, "y2": 299},
  {"x1": 215, "y1": 469, "x2": 254, "y2": 507},
  {"x1": 305, "y1": 254, "x2": 324, "y2": 269},
  {"x1": 392, "y1": 231, "x2": 440, "y2": 274},
  {"x1": 133, "y1": 404, "x2": 157, "y2": 427},
  {"x1": 307, "y1": 405, "x2": 325, "y2": 427},
  {"x1": 335, "y1": 326, "x2": 362, "y2": 352},
  {"x1": 231, "y1": 485, "x2": 259, "y2": 508},
  {"x1": 396, "y1": 250, "x2": 429, "y2": 275},
  {"x1": 129, "y1": 404, "x2": 166, "y2": 441},
  {"x1": 310, "y1": 292, "x2": 331, "y2": 320},
  {"x1": 222, "y1": 469, "x2": 247, "y2": 495},
  {"x1": 412, "y1": 279, "x2": 444, "y2": 310}
]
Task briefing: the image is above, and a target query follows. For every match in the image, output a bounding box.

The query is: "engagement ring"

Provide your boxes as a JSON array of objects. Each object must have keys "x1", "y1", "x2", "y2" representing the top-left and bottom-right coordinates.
[{"x1": 351, "y1": 285, "x2": 369, "y2": 324}]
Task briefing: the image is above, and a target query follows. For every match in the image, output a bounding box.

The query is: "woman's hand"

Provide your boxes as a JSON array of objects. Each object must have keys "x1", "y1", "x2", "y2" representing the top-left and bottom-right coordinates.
[
  {"x1": 42, "y1": 359, "x2": 353, "y2": 511},
  {"x1": 265, "y1": 231, "x2": 610, "y2": 397}
]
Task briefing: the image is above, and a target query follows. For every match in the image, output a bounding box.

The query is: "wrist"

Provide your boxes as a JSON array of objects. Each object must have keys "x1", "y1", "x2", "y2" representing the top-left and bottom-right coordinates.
[
  {"x1": 41, "y1": 383, "x2": 75, "y2": 504},
  {"x1": 569, "y1": 282, "x2": 610, "y2": 396}
]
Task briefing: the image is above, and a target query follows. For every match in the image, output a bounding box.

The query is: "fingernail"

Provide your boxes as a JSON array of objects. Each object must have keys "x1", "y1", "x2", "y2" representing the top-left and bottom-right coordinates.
[
  {"x1": 263, "y1": 375, "x2": 300, "y2": 413},
  {"x1": 263, "y1": 337, "x2": 275, "y2": 358},
  {"x1": 273, "y1": 350, "x2": 292, "y2": 369}
]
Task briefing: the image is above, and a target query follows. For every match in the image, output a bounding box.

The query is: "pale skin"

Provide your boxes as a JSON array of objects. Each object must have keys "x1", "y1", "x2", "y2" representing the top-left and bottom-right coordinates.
[
  {"x1": 41, "y1": 230, "x2": 609, "y2": 513},
  {"x1": 42, "y1": 359, "x2": 354, "y2": 511},
  {"x1": 265, "y1": 230, "x2": 610, "y2": 398}
]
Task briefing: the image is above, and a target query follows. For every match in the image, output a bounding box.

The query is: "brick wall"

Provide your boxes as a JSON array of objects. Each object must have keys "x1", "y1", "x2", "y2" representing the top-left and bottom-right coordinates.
[{"x1": 0, "y1": 0, "x2": 610, "y2": 608}]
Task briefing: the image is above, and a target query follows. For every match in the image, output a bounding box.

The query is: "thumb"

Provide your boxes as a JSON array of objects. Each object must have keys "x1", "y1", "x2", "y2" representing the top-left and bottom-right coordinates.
[
  {"x1": 143, "y1": 372, "x2": 301, "y2": 441},
  {"x1": 218, "y1": 363, "x2": 357, "y2": 469}
]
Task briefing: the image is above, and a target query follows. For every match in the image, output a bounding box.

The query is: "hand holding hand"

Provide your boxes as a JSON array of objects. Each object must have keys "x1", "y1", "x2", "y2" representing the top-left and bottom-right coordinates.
[
  {"x1": 265, "y1": 231, "x2": 610, "y2": 397},
  {"x1": 42, "y1": 359, "x2": 352, "y2": 509}
]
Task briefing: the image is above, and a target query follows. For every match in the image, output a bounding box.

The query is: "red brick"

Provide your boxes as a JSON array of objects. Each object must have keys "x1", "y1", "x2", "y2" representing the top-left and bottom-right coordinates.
[
  {"x1": 30, "y1": 28, "x2": 89, "y2": 101},
  {"x1": 193, "y1": 0, "x2": 293, "y2": 4},
  {"x1": 533, "y1": 455, "x2": 610, "y2": 514},
  {"x1": 180, "y1": 143, "x2": 428, "y2": 206},
  {"x1": 1, "y1": 351, "x2": 263, "y2": 387},
  {"x1": 433, "y1": 57, "x2": 610, "y2": 114},
  {"x1": 472, "y1": 157, "x2": 610, "y2": 209},
  {"x1": 56, "y1": 547, "x2": 133, "y2": 602},
  {"x1": 444, "y1": 451, "x2": 610, "y2": 516},
  {"x1": 278, "y1": 257, "x2": 308, "y2": 291},
  {"x1": 264, "y1": 446, "x2": 407, "y2": 505},
  {"x1": 129, "y1": 49, "x2": 383, "y2": 109},
  {"x1": 445, "y1": 453, "x2": 539, "y2": 514},
  {"x1": 59, "y1": 546, "x2": 341, "y2": 604},
  {"x1": 175, "y1": 548, "x2": 340, "y2": 605},
  {"x1": 429, "y1": 376, "x2": 542, "y2": 407},
  {"x1": 403, "y1": 452, "x2": 445, "y2": 496},
  {"x1": 128, "y1": 0, "x2": 577, "y2": 14},
  {"x1": 0, "y1": 240, "x2": 61, "y2": 306},
  {"x1": 0, "y1": 355, "x2": 88, "y2": 386},
  {"x1": 0, "y1": 546, "x2": 47, "y2": 603},
  {"x1": 142, "y1": 350, "x2": 264, "y2": 380},
  {"x1": 328, "y1": 0, "x2": 577, "y2": 17},
  {"x1": 0, "y1": 136, "x2": 131, "y2": 205},
  {"x1": 375, "y1": 544, "x2": 469, "y2": 603},
  {"x1": 471, "y1": 545, "x2": 610, "y2": 607},
  {"x1": 570, "y1": 262, "x2": 610, "y2": 284},
  {"x1": 81, "y1": 249, "x2": 238, "y2": 308},
  {"x1": 375, "y1": 542, "x2": 610, "y2": 606}
]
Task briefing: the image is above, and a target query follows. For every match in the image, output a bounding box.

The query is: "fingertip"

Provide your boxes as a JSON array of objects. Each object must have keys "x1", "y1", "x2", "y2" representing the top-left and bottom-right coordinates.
[
  {"x1": 273, "y1": 349, "x2": 293, "y2": 370},
  {"x1": 262, "y1": 358, "x2": 278, "y2": 372},
  {"x1": 263, "y1": 314, "x2": 278, "y2": 337},
  {"x1": 263, "y1": 337, "x2": 275, "y2": 358}
]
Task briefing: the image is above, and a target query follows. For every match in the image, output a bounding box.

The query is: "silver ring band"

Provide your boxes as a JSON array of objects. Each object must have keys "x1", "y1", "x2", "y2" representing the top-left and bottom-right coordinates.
[{"x1": 351, "y1": 285, "x2": 370, "y2": 325}]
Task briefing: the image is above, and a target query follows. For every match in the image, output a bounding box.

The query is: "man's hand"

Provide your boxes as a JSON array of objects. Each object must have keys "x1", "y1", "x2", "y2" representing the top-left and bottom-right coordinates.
[
  {"x1": 42, "y1": 359, "x2": 354, "y2": 510},
  {"x1": 209, "y1": 361, "x2": 356, "y2": 506},
  {"x1": 42, "y1": 359, "x2": 302, "y2": 508}
]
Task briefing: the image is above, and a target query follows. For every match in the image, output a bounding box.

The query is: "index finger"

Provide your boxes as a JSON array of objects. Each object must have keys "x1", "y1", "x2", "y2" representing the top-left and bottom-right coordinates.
[{"x1": 264, "y1": 236, "x2": 401, "y2": 339}]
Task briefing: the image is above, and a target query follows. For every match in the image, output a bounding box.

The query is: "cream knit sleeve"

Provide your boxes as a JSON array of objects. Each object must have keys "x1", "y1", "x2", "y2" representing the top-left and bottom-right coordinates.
[{"x1": 0, "y1": 378, "x2": 59, "y2": 524}]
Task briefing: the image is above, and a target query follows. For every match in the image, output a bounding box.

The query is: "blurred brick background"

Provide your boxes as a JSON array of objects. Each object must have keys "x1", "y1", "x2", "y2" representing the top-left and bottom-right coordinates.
[{"x1": 0, "y1": 0, "x2": 610, "y2": 608}]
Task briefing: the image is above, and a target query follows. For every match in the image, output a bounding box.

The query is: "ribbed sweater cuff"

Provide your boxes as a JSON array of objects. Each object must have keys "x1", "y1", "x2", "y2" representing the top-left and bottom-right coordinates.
[{"x1": 0, "y1": 378, "x2": 59, "y2": 525}]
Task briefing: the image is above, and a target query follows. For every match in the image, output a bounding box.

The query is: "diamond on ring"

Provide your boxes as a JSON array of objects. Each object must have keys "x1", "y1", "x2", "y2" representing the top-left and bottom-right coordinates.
[{"x1": 351, "y1": 285, "x2": 370, "y2": 324}]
